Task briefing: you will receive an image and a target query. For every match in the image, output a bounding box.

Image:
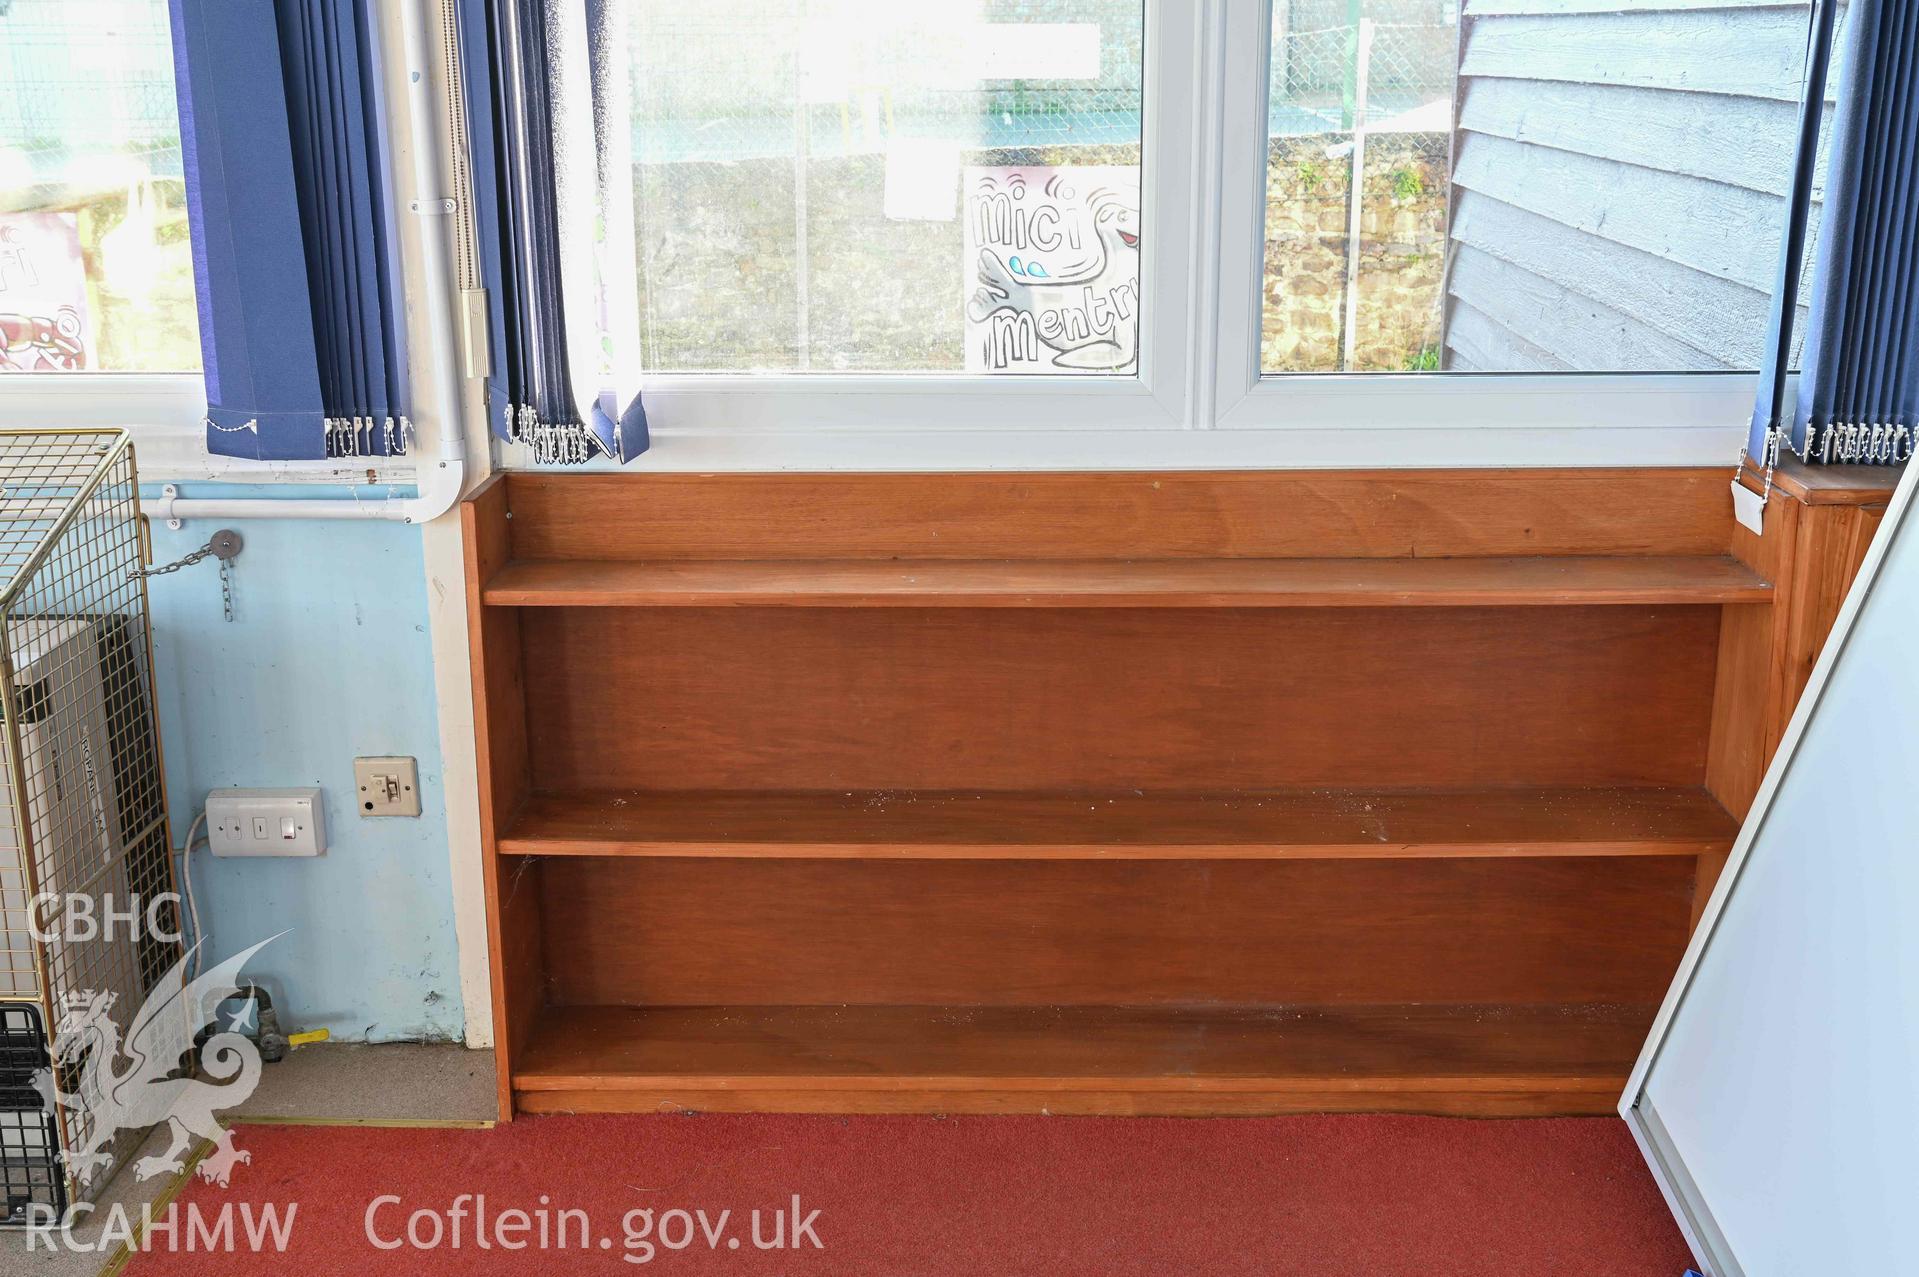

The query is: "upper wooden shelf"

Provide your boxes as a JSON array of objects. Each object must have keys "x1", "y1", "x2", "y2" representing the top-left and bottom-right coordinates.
[
  {"x1": 482, "y1": 555, "x2": 1772, "y2": 609},
  {"x1": 499, "y1": 786, "x2": 1739, "y2": 862}
]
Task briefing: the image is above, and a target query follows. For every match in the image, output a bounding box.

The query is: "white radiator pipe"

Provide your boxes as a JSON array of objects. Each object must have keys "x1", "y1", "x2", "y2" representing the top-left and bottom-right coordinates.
[{"x1": 156, "y1": 0, "x2": 467, "y2": 525}]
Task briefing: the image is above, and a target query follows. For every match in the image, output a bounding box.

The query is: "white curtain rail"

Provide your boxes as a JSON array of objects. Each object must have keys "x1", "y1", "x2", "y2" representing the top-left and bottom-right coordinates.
[{"x1": 154, "y1": 0, "x2": 468, "y2": 526}]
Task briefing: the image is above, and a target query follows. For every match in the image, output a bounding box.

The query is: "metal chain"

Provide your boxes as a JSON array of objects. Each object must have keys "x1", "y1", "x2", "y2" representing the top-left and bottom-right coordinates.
[
  {"x1": 132, "y1": 529, "x2": 243, "y2": 622},
  {"x1": 132, "y1": 538, "x2": 221, "y2": 578}
]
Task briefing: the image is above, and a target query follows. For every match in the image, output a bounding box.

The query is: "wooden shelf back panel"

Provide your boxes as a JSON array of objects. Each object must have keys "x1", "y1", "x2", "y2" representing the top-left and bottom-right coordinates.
[
  {"x1": 521, "y1": 605, "x2": 1721, "y2": 791},
  {"x1": 501, "y1": 786, "x2": 1739, "y2": 861},
  {"x1": 536, "y1": 855, "x2": 1695, "y2": 1008},
  {"x1": 512, "y1": 1003, "x2": 1656, "y2": 1117},
  {"x1": 498, "y1": 470, "x2": 1738, "y2": 561},
  {"x1": 484, "y1": 554, "x2": 1771, "y2": 609}
]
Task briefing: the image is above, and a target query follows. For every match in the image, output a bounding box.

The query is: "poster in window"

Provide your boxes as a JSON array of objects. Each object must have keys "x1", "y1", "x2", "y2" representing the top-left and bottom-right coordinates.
[
  {"x1": 0, "y1": 214, "x2": 90, "y2": 372},
  {"x1": 962, "y1": 166, "x2": 1140, "y2": 375}
]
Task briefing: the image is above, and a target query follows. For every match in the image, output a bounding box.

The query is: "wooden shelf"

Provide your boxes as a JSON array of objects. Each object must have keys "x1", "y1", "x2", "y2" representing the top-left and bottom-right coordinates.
[
  {"x1": 511, "y1": 1003, "x2": 1656, "y2": 1116},
  {"x1": 482, "y1": 555, "x2": 1772, "y2": 609},
  {"x1": 498, "y1": 786, "x2": 1739, "y2": 861}
]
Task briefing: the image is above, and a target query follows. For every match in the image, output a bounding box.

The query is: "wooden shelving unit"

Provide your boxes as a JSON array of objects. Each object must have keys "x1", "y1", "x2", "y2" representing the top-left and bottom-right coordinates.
[{"x1": 462, "y1": 467, "x2": 1890, "y2": 1121}]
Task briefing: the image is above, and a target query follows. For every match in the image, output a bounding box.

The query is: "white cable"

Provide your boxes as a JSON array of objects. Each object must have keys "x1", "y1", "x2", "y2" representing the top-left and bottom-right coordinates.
[{"x1": 177, "y1": 810, "x2": 207, "y2": 980}]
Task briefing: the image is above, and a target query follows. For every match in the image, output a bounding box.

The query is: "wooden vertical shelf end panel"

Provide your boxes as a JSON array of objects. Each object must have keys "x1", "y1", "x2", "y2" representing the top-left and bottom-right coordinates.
[
  {"x1": 462, "y1": 476, "x2": 541, "y2": 1120},
  {"x1": 1698, "y1": 459, "x2": 1898, "y2": 918}
]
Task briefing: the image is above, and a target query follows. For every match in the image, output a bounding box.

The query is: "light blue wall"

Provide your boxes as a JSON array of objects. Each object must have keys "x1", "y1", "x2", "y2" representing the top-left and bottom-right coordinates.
[{"x1": 140, "y1": 483, "x2": 464, "y2": 1043}]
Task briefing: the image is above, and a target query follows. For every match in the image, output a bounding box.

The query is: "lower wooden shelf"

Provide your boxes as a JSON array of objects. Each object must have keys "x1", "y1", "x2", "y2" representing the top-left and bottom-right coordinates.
[{"x1": 511, "y1": 1003, "x2": 1656, "y2": 1117}]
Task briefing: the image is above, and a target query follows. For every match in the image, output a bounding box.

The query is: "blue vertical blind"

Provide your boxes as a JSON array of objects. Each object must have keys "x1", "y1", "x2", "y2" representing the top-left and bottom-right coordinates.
[
  {"x1": 167, "y1": 0, "x2": 324, "y2": 459},
  {"x1": 1751, "y1": 0, "x2": 1919, "y2": 469},
  {"x1": 467, "y1": 0, "x2": 648, "y2": 465},
  {"x1": 168, "y1": 0, "x2": 410, "y2": 460},
  {"x1": 275, "y1": 0, "x2": 410, "y2": 459}
]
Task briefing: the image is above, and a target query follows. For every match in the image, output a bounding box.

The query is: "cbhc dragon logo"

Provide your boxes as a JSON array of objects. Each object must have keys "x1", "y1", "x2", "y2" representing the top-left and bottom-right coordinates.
[{"x1": 31, "y1": 936, "x2": 281, "y2": 1189}]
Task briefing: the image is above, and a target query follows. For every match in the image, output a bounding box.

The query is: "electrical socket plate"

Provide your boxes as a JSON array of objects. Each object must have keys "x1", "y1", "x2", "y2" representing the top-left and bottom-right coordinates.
[
  {"x1": 207, "y1": 788, "x2": 326, "y2": 857},
  {"x1": 354, "y1": 756, "x2": 421, "y2": 817}
]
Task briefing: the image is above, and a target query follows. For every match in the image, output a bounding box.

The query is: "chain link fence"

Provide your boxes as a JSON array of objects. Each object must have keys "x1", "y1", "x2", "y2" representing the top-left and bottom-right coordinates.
[
  {"x1": 0, "y1": 0, "x2": 182, "y2": 187},
  {"x1": 629, "y1": 0, "x2": 1456, "y2": 162},
  {"x1": 0, "y1": 0, "x2": 198, "y2": 373},
  {"x1": 1272, "y1": 0, "x2": 1456, "y2": 133},
  {"x1": 630, "y1": 0, "x2": 1146, "y2": 165}
]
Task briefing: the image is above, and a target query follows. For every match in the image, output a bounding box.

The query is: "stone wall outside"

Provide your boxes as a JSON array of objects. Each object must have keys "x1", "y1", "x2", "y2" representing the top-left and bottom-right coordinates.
[{"x1": 1261, "y1": 133, "x2": 1449, "y2": 374}]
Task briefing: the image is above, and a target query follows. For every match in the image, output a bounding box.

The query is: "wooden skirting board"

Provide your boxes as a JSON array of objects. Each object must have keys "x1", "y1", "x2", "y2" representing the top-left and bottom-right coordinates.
[{"x1": 461, "y1": 465, "x2": 1895, "y2": 1120}]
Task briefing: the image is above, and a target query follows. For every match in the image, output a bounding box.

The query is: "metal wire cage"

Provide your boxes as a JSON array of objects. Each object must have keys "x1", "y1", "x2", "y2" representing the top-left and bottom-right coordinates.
[{"x1": 0, "y1": 428, "x2": 178, "y2": 1224}]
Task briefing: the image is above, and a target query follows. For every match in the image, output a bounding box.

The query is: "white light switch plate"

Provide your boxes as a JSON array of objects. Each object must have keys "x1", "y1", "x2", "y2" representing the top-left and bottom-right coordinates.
[
  {"x1": 354, "y1": 756, "x2": 421, "y2": 817},
  {"x1": 207, "y1": 788, "x2": 326, "y2": 857}
]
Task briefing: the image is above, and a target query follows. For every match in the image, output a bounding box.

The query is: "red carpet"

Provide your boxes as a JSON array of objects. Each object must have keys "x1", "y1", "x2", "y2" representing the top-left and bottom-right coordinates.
[{"x1": 114, "y1": 1114, "x2": 1691, "y2": 1275}]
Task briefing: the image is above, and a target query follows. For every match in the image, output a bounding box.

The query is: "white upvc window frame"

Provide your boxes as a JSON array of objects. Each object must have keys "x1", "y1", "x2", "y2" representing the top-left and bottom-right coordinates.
[
  {"x1": 0, "y1": 374, "x2": 207, "y2": 476},
  {"x1": 0, "y1": 374, "x2": 415, "y2": 484},
  {"x1": 569, "y1": 0, "x2": 1757, "y2": 471},
  {"x1": 3, "y1": 0, "x2": 1764, "y2": 475},
  {"x1": 1202, "y1": 0, "x2": 1756, "y2": 463},
  {"x1": 627, "y1": 0, "x2": 1201, "y2": 439}
]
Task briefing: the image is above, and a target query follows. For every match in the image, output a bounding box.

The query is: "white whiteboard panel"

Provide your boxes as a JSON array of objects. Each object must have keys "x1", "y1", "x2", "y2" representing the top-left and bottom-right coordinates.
[{"x1": 1625, "y1": 463, "x2": 1919, "y2": 1277}]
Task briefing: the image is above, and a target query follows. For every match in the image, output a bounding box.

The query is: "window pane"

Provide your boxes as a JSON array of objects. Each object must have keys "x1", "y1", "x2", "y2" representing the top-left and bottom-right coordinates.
[
  {"x1": 628, "y1": 1, "x2": 1145, "y2": 375},
  {"x1": 0, "y1": 0, "x2": 199, "y2": 374},
  {"x1": 1262, "y1": 0, "x2": 1820, "y2": 374}
]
